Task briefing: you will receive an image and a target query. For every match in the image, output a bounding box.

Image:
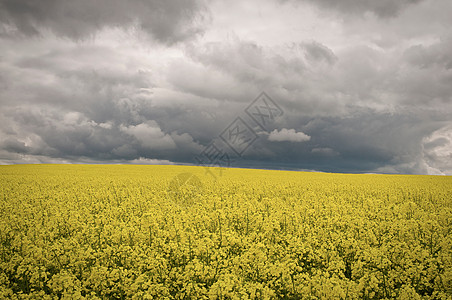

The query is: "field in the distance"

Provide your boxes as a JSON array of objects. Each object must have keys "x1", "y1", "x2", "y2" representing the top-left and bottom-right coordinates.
[{"x1": 0, "y1": 164, "x2": 451, "y2": 299}]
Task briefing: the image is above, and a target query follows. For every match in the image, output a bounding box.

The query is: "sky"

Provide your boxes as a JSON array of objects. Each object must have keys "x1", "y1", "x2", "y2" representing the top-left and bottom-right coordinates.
[{"x1": 0, "y1": 0, "x2": 451, "y2": 175}]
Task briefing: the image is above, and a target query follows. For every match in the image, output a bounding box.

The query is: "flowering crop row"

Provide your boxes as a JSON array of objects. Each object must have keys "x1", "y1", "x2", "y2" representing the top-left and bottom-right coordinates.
[{"x1": 0, "y1": 165, "x2": 451, "y2": 299}]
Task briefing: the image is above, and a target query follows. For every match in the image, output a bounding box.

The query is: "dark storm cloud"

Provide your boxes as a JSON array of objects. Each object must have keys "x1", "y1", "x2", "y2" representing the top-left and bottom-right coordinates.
[
  {"x1": 0, "y1": 103, "x2": 204, "y2": 163},
  {"x1": 179, "y1": 33, "x2": 451, "y2": 174},
  {"x1": 0, "y1": 38, "x2": 203, "y2": 163},
  {"x1": 286, "y1": 0, "x2": 424, "y2": 18},
  {"x1": 302, "y1": 41, "x2": 337, "y2": 65},
  {"x1": 0, "y1": 0, "x2": 451, "y2": 175},
  {"x1": 0, "y1": 0, "x2": 206, "y2": 43},
  {"x1": 234, "y1": 106, "x2": 448, "y2": 174},
  {"x1": 404, "y1": 37, "x2": 452, "y2": 70}
]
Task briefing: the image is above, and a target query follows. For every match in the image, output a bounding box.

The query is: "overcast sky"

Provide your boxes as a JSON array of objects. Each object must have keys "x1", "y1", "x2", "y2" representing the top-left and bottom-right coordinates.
[{"x1": 0, "y1": 0, "x2": 451, "y2": 175}]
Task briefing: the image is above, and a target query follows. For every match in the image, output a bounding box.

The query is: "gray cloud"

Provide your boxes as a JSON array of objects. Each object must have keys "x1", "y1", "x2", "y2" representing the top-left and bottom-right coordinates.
[
  {"x1": 0, "y1": 0, "x2": 451, "y2": 175},
  {"x1": 302, "y1": 41, "x2": 337, "y2": 65},
  {"x1": 286, "y1": 0, "x2": 424, "y2": 18},
  {"x1": 404, "y1": 37, "x2": 452, "y2": 70},
  {"x1": 0, "y1": 0, "x2": 207, "y2": 43}
]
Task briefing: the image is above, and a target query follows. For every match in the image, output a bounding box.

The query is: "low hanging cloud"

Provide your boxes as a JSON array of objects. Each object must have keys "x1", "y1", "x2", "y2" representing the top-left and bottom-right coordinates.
[
  {"x1": 268, "y1": 128, "x2": 311, "y2": 142},
  {"x1": 311, "y1": 147, "x2": 339, "y2": 157},
  {"x1": 120, "y1": 121, "x2": 176, "y2": 151},
  {"x1": 421, "y1": 124, "x2": 452, "y2": 175}
]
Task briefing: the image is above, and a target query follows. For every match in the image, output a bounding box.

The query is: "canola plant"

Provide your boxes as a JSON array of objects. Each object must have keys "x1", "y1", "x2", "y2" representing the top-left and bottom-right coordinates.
[{"x1": 0, "y1": 164, "x2": 451, "y2": 299}]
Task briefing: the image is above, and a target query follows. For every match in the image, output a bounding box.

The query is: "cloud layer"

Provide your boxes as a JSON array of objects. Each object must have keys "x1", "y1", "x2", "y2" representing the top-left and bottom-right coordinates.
[
  {"x1": 0, "y1": 0, "x2": 206, "y2": 43},
  {"x1": 0, "y1": 0, "x2": 451, "y2": 175}
]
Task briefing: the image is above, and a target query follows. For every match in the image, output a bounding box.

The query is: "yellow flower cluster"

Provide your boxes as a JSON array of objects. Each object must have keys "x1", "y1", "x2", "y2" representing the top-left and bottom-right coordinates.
[{"x1": 0, "y1": 165, "x2": 451, "y2": 299}]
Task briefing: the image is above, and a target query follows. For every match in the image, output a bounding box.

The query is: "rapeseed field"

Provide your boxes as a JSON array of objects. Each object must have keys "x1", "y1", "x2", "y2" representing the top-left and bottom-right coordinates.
[{"x1": 0, "y1": 164, "x2": 451, "y2": 299}]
